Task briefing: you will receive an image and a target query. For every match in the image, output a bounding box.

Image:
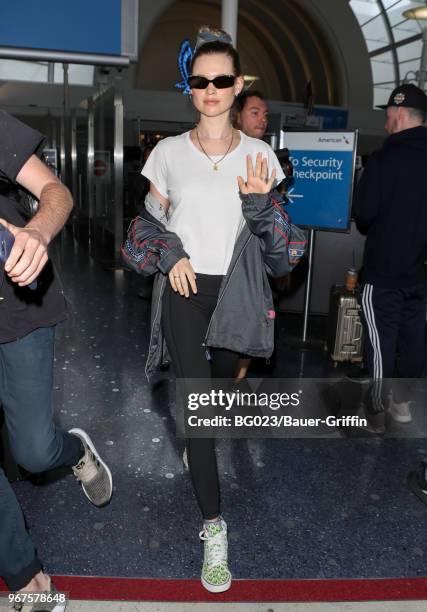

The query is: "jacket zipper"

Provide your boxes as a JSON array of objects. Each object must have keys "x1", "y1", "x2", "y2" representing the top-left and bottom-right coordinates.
[
  {"x1": 140, "y1": 213, "x2": 181, "y2": 377},
  {"x1": 136, "y1": 214, "x2": 167, "y2": 377},
  {"x1": 203, "y1": 233, "x2": 253, "y2": 347},
  {"x1": 145, "y1": 274, "x2": 166, "y2": 379}
]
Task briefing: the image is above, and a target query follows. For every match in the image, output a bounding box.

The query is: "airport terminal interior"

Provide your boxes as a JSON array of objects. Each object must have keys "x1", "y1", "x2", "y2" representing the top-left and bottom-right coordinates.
[{"x1": 0, "y1": 1, "x2": 427, "y2": 610}]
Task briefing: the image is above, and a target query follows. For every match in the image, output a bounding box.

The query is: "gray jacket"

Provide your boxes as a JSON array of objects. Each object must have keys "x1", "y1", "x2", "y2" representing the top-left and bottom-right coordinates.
[{"x1": 121, "y1": 190, "x2": 305, "y2": 380}]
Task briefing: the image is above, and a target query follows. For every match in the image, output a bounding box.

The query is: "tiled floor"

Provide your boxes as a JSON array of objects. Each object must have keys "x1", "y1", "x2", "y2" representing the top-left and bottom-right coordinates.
[{"x1": 6, "y1": 230, "x2": 427, "y2": 587}]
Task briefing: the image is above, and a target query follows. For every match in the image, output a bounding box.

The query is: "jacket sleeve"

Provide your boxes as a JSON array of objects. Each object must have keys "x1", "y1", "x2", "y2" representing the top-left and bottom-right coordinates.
[
  {"x1": 121, "y1": 208, "x2": 189, "y2": 276},
  {"x1": 353, "y1": 153, "x2": 381, "y2": 233},
  {"x1": 240, "y1": 190, "x2": 297, "y2": 278}
]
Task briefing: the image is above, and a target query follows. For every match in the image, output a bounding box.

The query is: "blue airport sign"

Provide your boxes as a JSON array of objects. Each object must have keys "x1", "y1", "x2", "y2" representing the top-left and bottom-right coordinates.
[{"x1": 280, "y1": 131, "x2": 357, "y2": 231}]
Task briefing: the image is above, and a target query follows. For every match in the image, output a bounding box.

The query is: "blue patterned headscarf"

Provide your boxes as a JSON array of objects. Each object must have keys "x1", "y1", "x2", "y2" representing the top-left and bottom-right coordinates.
[
  {"x1": 175, "y1": 39, "x2": 193, "y2": 95},
  {"x1": 194, "y1": 28, "x2": 233, "y2": 51},
  {"x1": 175, "y1": 28, "x2": 233, "y2": 95}
]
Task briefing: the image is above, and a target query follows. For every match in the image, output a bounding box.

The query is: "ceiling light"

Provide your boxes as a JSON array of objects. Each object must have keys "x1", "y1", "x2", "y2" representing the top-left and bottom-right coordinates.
[
  {"x1": 243, "y1": 75, "x2": 259, "y2": 83},
  {"x1": 403, "y1": 6, "x2": 427, "y2": 20}
]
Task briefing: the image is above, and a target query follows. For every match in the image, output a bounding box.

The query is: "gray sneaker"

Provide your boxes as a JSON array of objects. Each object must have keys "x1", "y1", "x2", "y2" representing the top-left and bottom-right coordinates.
[
  {"x1": 69, "y1": 428, "x2": 112, "y2": 507},
  {"x1": 388, "y1": 398, "x2": 412, "y2": 423}
]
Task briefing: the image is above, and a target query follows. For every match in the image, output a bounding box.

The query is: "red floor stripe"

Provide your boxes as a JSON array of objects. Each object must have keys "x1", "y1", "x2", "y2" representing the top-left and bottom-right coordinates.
[{"x1": 1, "y1": 576, "x2": 427, "y2": 602}]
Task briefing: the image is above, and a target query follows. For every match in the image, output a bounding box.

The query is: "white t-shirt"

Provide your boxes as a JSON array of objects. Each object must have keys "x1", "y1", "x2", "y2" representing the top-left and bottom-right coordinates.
[{"x1": 142, "y1": 130, "x2": 285, "y2": 275}]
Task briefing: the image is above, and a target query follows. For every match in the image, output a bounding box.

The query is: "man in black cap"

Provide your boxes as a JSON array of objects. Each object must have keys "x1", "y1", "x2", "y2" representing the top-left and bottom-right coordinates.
[{"x1": 353, "y1": 83, "x2": 427, "y2": 505}]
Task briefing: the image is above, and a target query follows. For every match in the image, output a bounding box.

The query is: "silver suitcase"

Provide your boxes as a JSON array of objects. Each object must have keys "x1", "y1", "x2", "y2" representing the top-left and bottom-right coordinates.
[{"x1": 328, "y1": 285, "x2": 363, "y2": 364}]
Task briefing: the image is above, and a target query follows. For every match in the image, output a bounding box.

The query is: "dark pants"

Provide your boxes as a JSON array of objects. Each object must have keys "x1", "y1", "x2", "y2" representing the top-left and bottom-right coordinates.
[
  {"x1": 0, "y1": 326, "x2": 83, "y2": 591},
  {"x1": 162, "y1": 275, "x2": 239, "y2": 519},
  {"x1": 359, "y1": 283, "x2": 427, "y2": 411}
]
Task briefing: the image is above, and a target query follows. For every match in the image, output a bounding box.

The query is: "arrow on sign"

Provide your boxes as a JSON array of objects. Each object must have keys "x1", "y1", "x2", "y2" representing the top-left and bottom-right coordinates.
[{"x1": 287, "y1": 187, "x2": 304, "y2": 204}]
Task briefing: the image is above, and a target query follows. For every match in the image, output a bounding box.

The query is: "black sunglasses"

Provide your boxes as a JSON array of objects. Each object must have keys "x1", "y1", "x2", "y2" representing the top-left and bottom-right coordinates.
[{"x1": 188, "y1": 75, "x2": 236, "y2": 89}]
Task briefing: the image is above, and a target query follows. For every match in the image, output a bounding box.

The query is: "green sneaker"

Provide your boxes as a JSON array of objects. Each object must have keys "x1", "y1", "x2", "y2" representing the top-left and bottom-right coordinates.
[{"x1": 199, "y1": 518, "x2": 232, "y2": 593}]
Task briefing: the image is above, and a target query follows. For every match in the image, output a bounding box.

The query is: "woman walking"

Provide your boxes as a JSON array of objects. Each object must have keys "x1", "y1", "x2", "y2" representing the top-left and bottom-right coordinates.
[{"x1": 123, "y1": 25, "x2": 295, "y2": 593}]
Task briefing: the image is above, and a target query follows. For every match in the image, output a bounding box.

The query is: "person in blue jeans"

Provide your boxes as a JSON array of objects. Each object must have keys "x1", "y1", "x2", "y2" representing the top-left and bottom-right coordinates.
[{"x1": 0, "y1": 110, "x2": 112, "y2": 611}]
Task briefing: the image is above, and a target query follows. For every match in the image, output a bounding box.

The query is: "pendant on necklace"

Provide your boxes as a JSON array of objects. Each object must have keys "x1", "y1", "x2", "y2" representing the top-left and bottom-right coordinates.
[{"x1": 213, "y1": 164, "x2": 218, "y2": 171}]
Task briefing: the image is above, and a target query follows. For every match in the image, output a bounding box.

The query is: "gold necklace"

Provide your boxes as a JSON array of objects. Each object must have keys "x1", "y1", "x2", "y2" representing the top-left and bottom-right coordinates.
[{"x1": 195, "y1": 128, "x2": 234, "y2": 171}]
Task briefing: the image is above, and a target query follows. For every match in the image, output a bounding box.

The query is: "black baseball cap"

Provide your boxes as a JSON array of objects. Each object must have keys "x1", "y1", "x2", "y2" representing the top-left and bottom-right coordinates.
[{"x1": 377, "y1": 83, "x2": 427, "y2": 111}]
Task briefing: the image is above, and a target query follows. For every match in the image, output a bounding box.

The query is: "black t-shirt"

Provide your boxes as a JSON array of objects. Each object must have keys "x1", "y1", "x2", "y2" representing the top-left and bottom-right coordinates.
[{"x1": 0, "y1": 110, "x2": 67, "y2": 343}]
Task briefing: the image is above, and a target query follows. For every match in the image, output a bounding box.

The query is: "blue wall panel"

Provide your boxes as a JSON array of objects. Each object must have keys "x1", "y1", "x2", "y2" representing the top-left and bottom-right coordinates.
[{"x1": 0, "y1": 0, "x2": 121, "y2": 56}]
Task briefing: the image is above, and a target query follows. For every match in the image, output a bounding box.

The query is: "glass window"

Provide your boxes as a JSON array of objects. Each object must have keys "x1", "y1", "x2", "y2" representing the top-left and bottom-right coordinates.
[
  {"x1": 53, "y1": 63, "x2": 95, "y2": 85},
  {"x1": 0, "y1": 58, "x2": 94, "y2": 85},
  {"x1": 362, "y1": 14, "x2": 390, "y2": 51},
  {"x1": 350, "y1": 0, "x2": 424, "y2": 109},
  {"x1": 397, "y1": 39, "x2": 423, "y2": 61},
  {"x1": 374, "y1": 85, "x2": 394, "y2": 106},
  {"x1": 371, "y1": 51, "x2": 396, "y2": 82},
  {"x1": 393, "y1": 23, "x2": 422, "y2": 42},
  {"x1": 399, "y1": 58, "x2": 422, "y2": 79},
  {"x1": 0, "y1": 59, "x2": 48, "y2": 82},
  {"x1": 349, "y1": 1, "x2": 382, "y2": 25}
]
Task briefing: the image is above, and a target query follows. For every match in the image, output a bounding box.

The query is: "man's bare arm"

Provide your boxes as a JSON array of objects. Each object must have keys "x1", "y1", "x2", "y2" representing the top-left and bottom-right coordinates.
[
  {"x1": 17, "y1": 154, "x2": 73, "y2": 241},
  {"x1": 0, "y1": 154, "x2": 73, "y2": 287}
]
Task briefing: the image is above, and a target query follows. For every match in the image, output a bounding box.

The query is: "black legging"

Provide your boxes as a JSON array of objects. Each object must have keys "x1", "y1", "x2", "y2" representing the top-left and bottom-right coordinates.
[{"x1": 162, "y1": 274, "x2": 239, "y2": 519}]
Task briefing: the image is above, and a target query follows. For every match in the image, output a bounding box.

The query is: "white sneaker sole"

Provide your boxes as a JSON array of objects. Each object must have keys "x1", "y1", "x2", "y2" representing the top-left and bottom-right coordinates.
[
  {"x1": 388, "y1": 404, "x2": 412, "y2": 424},
  {"x1": 201, "y1": 574, "x2": 232, "y2": 593},
  {"x1": 183, "y1": 447, "x2": 189, "y2": 471},
  {"x1": 390, "y1": 411, "x2": 412, "y2": 423},
  {"x1": 69, "y1": 427, "x2": 113, "y2": 505}
]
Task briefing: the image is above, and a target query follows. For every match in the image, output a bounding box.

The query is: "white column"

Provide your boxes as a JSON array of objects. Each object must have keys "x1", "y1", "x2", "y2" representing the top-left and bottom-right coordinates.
[
  {"x1": 418, "y1": 27, "x2": 427, "y2": 91},
  {"x1": 221, "y1": 0, "x2": 239, "y2": 45}
]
